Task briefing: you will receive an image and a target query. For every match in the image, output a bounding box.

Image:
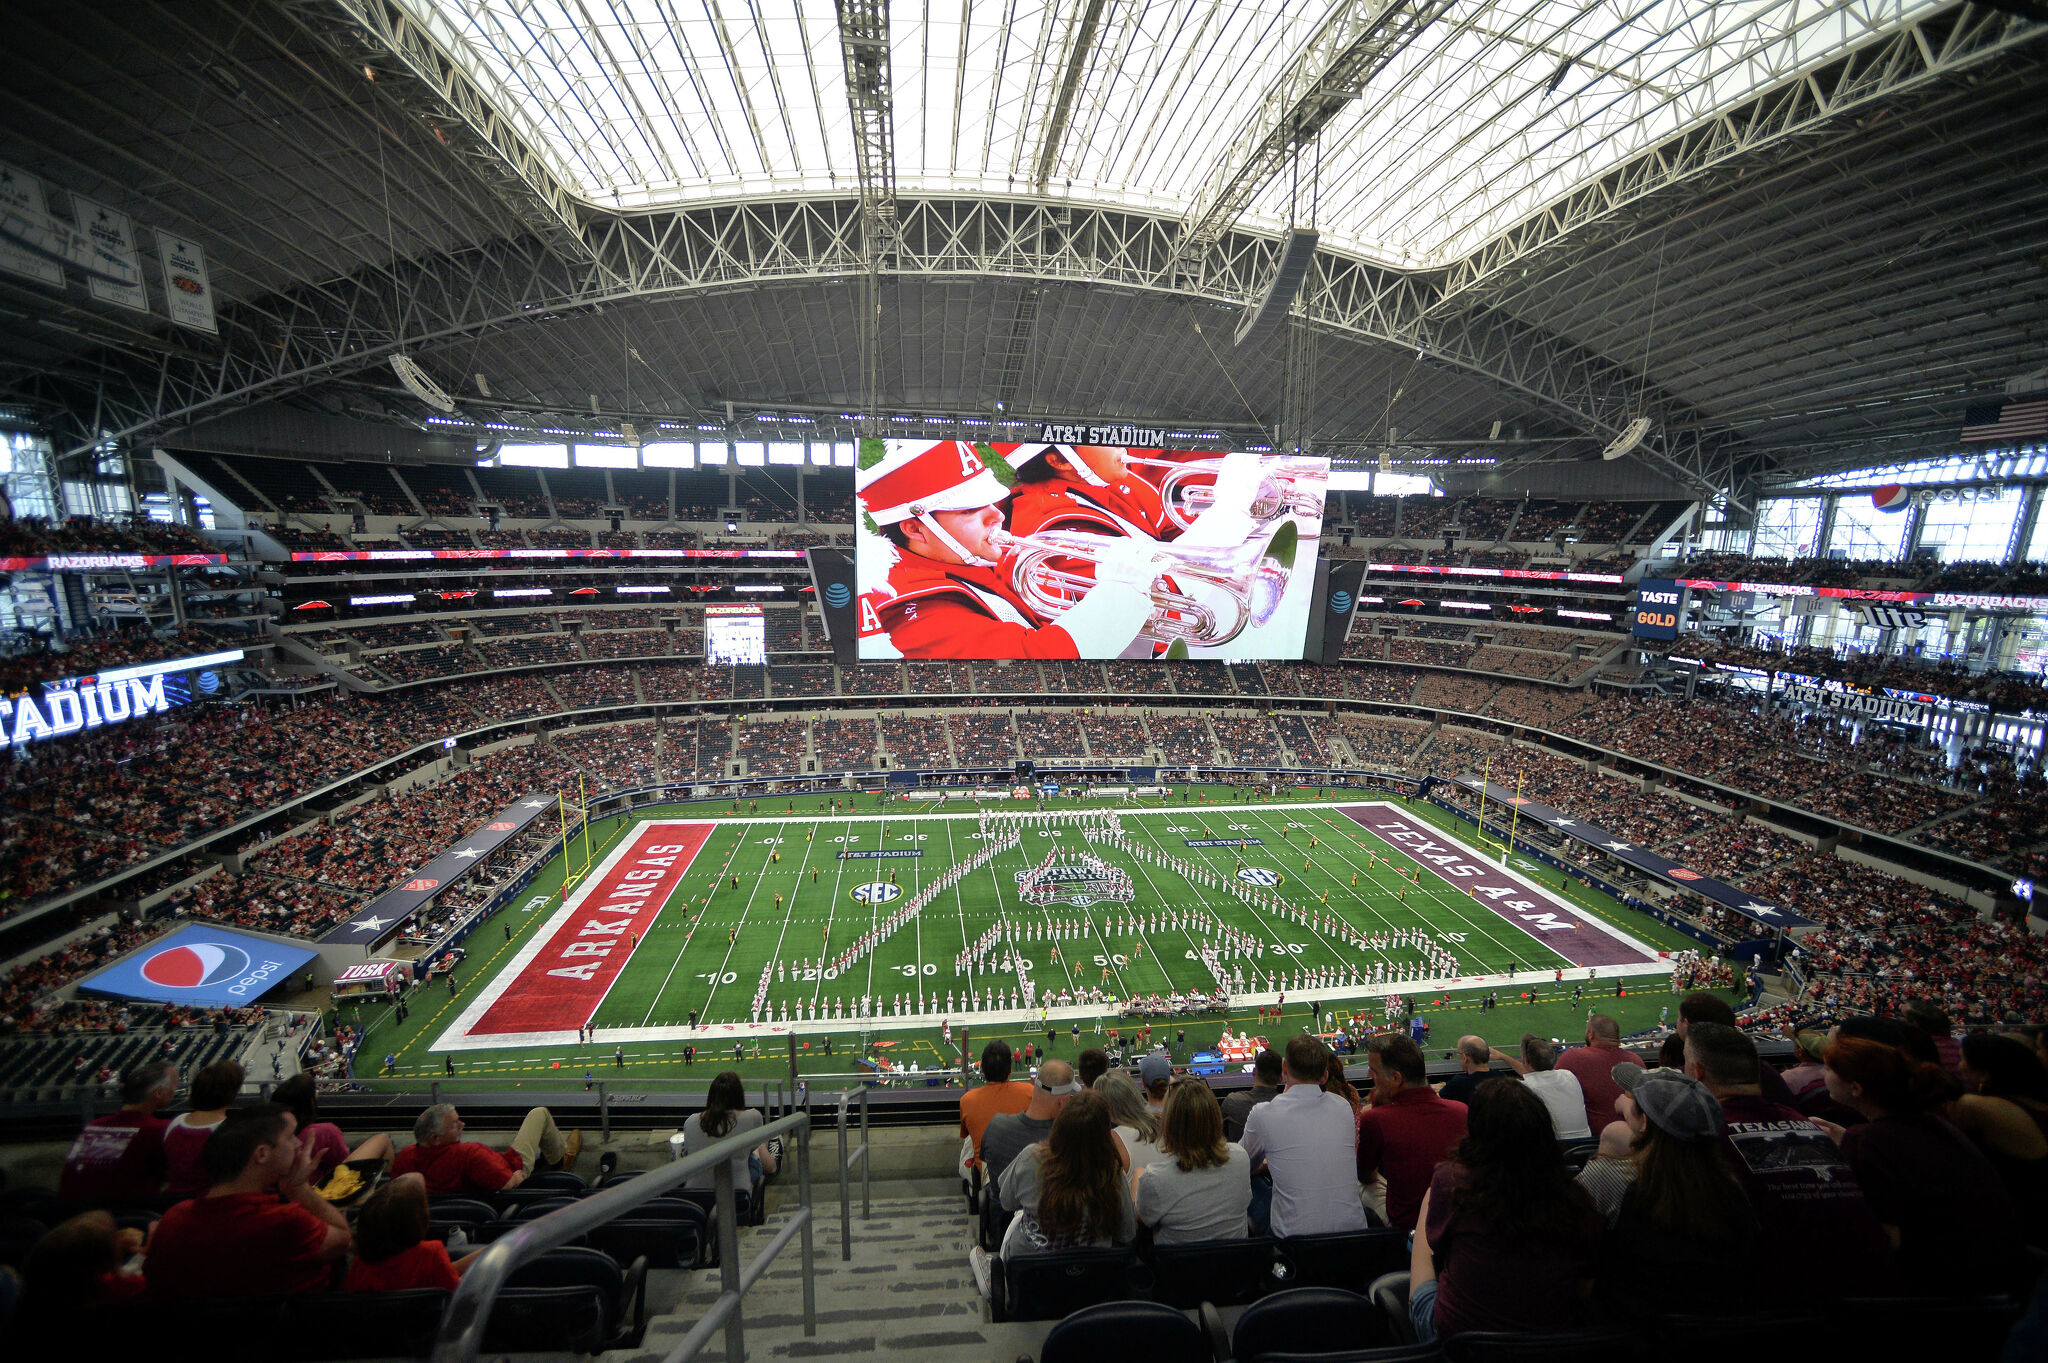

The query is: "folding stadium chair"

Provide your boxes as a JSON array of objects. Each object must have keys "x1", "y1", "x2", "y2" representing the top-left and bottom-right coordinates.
[
  {"x1": 1147, "y1": 1236, "x2": 1282, "y2": 1308},
  {"x1": 523, "y1": 1168, "x2": 589, "y2": 1194},
  {"x1": 1209, "y1": 1286, "x2": 1397, "y2": 1363},
  {"x1": 1276, "y1": 1229, "x2": 1413, "y2": 1291},
  {"x1": 1038, "y1": 1301, "x2": 1210, "y2": 1363},
  {"x1": 504, "y1": 1244, "x2": 649, "y2": 1351},
  {"x1": 282, "y1": 1289, "x2": 451, "y2": 1359},
  {"x1": 990, "y1": 1246, "x2": 1142, "y2": 1322}
]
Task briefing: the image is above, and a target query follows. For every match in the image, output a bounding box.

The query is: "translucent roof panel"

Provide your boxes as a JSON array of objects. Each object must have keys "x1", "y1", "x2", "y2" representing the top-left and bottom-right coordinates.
[{"x1": 395, "y1": 0, "x2": 1946, "y2": 267}]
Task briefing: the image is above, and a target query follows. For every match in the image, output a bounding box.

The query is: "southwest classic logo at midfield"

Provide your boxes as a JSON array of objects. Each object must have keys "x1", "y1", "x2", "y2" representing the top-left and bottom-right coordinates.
[
  {"x1": 851, "y1": 882, "x2": 903, "y2": 904},
  {"x1": 140, "y1": 941, "x2": 252, "y2": 990},
  {"x1": 823, "y1": 581, "x2": 852, "y2": 608},
  {"x1": 1236, "y1": 867, "x2": 1283, "y2": 887}
]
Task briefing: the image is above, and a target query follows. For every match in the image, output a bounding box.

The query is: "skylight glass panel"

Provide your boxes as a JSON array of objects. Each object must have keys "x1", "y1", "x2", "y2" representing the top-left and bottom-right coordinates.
[{"x1": 394, "y1": 0, "x2": 1944, "y2": 266}]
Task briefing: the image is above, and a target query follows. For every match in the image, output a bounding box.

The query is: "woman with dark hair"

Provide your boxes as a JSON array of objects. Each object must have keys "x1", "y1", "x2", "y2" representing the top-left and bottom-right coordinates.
[
  {"x1": 1409, "y1": 1078, "x2": 1603, "y2": 1343},
  {"x1": 344, "y1": 1173, "x2": 483, "y2": 1291},
  {"x1": 1949, "y1": 1033, "x2": 2048, "y2": 1246},
  {"x1": 681, "y1": 1071, "x2": 778, "y2": 1206},
  {"x1": 1320, "y1": 1052, "x2": 1363, "y2": 1116},
  {"x1": 164, "y1": 1060, "x2": 246, "y2": 1198},
  {"x1": 270, "y1": 1071, "x2": 393, "y2": 1182},
  {"x1": 1596, "y1": 1067, "x2": 1757, "y2": 1317},
  {"x1": 998, "y1": 1090, "x2": 1136, "y2": 1258},
  {"x1": 1821, "y1": 1036, "x2": 2023, "y2": 1279}
]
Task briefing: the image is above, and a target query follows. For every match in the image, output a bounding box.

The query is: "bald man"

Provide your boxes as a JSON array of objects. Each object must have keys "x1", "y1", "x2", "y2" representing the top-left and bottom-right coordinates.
[
  {"x1": 1556, "y1": 1014, "x2": 1643, "y2": 1133},
  {"x1": 1436, "y1": 1036, "x2": 1506, "y2": 1107},
  {"x1": 978, "y1": 1059, "x2": 1081, "y2": 1188}
]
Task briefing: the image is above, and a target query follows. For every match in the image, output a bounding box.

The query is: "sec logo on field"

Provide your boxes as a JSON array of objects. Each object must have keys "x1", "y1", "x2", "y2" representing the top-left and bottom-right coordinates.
[
  {"x1": 1236, "y1": 867, "x2": 1282, "y2": 887},
  {"x1": 850, "y1": 883, "x2": 903, "y2": 904}
]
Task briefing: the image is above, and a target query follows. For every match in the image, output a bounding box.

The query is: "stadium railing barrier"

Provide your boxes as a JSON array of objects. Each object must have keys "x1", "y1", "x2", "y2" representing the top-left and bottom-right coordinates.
[
  {"x1": 430, "y1": 1107, "x2": 818, "y2": 1363},
  {"x1": 833, "y1": 1084, "x2": 872, "y2": 1260}
]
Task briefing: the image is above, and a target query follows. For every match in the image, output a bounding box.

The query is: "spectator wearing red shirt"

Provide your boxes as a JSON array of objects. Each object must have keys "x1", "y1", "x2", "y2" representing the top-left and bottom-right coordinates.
[
  {"x1": 1357, "y1": 1032, "x2": 1467, "y2": 1231},
  {"x1": 163, "y1": 1059, "x2": 244, "y2": 1198},
  {"x1": 144, "y1": 1105, "x2": 352, "y2": 1298},
  {"x1": 392, "y1": 1103, "x2": 578, "y2": 1195},
  {"x1": 344, "y1": 1173, "x2": 481, "y2": 1292},
  {"x1": 58, "y1": 1061, "x2": 178, "y2": 1203},
  {"x1": 1554, "y1": 1015, "x2": 1642, "y2": 1135}
]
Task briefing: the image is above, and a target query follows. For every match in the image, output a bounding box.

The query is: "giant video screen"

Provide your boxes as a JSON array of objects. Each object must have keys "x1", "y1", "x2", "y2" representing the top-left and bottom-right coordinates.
[{"x1": 855, "y1": 441, "x2": 1326, "y2": 660}]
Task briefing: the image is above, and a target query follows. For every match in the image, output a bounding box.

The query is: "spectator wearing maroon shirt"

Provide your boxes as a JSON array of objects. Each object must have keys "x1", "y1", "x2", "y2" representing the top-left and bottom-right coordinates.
[
  {"x1": 144, "y1": 1105, "x2": 352, "y2": 1298},
  {"x1": 163, "y1": 1060, "x2": 244, "y2": 1198},
  {"x1": 344, "y1": 1173, "x2": 482, "y2": 1292},
  {"x1": 1683, "y1": 1022, "x2": 1896, "y2": 1299},
  {"x1": 1357, "y1": 1032, "x2": 1467, "y2": 1231},
  {"x1": 392, "y1": 1103, "x2": 578, "y2": 1195},
  {"x1": 1821, "y1": 1036, "x2": 2025, "y2": 1286},
  {"x1": 57, "y1": 1061, "x2": 178, "y2": 1203},
  {"x1": 1554, "y1": 1015, "x2": 1641, "y2": 1135},
  {"x1": 1407, "y1": 1080, "x2": 1602, "y2": 1343}
]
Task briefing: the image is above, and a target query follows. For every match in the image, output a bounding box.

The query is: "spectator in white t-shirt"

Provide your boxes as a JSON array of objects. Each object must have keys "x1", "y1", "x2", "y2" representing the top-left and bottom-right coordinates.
[
  {"x1": 1095, "y1": 1071, "x2": 1167, "y2": 1172},
  {"x1": 1491, "y1": 1035, "x2": 1593, "y2": 1140}
]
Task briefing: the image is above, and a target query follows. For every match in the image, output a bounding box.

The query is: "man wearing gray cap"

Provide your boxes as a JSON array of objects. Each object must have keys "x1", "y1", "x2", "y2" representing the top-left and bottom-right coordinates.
[
  {"x1": 979, "y1": 1059, "x2": 1082, "y2": 1188},
  {"x1": 1139, "y1": 1049, "x2": 1172, "y2": 1116}
]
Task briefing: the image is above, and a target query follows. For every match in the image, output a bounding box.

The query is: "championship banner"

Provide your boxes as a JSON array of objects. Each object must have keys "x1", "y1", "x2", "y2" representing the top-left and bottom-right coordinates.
[
  {"x1": 76, "y1": 925, "x2": 316, "y2": 1008},
  {"x1": 154, "y1": 229, "x2": 218, "y2": 334},
  {"x1": 806, "y1": 546, "x2": 859, "y2": 664},
  {"x1": 72, "y1": 193, "x2": 149, "y2": 312},
  {"x1": 0, "y1": 163, "x2": 65, "y2": 287},
  {"x1": 319, "y1": 791, "x2": 558, "y2": 944},
  {"x1": 1454, "y1": 779, "x2": 1817, "y2": 930},
  {"x1": 1320, "y1": 559, "x2": 1369, "y2": 664}
]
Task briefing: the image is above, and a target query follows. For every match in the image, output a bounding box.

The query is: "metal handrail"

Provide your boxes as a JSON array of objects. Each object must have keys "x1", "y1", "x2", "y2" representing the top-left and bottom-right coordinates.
[
  {"x1": 429, "y1": 1108, "x2": 817, "y2": 1363},
  {"x1": 833, "y1": 1085, "x2": 872, "y2": 1260}
]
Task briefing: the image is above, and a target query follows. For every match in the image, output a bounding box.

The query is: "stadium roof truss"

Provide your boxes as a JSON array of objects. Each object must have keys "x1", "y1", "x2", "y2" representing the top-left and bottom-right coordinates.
[{"x1": 3, "y1": 0, "x2": 2043, "y2": 505}]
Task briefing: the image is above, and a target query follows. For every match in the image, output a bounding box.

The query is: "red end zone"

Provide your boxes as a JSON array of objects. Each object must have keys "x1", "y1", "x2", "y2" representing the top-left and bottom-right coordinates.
[{"x1": 471, "y1": 822, "x2": 711, "y2": 1034}]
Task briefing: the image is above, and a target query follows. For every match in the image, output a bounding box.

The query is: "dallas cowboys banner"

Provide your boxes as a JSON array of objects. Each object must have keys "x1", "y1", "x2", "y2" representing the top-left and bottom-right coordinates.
[
  {"x1": 1455, "y1": 779, "x2": 1817, "y2": 931},
  {"x1": 320, "y1": 792, "x2": 558, "y2": 945}
]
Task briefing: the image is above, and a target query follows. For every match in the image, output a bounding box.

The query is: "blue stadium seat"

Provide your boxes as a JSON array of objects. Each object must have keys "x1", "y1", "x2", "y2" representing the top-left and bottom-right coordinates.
[
  {"x1": 504, "y1": 1245, "x2": 648, "y2": 1351},
  {"x1": 1228, "y1": 1287, "x2": 1394, "y2": 1362},
  {"x1": 281, "y1": 1289, "x2": 451, "y2": 1359},
  {"x1": 991, "y1": 1246, "x2": 1141, "y2": 1322},
  {"x1": 1148, "y1": 1236, "x2": 1280, "y2": 1308},
  {"x1": 1276, "y1": 1230, "x2": 1412, "y2": 1291},
  {"x1": 1438, "y1": 1327, "x2": 1638, "y2": 1362}
]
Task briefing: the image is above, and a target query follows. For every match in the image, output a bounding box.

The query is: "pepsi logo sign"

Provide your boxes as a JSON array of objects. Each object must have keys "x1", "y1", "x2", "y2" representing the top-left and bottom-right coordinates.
[
  {"x1": 403, "y1": 878, "x2": 441, "y2": 892},
  {"x1": 823, "y1": 582, "x2": 852, "y2": 608},
  {"x1": 141, "y1": 941, "x2": 251, "y2": 990}
]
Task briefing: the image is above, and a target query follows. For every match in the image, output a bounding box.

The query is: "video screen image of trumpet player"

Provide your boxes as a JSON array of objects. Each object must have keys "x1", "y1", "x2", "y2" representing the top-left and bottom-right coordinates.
[{"x1": 854, "y1": 440, "x2": 1328, "y2": 660}]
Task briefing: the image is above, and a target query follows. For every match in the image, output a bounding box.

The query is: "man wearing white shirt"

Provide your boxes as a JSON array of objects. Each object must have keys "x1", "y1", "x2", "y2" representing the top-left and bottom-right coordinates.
[
  {"x1": 1240, "y1": 1035, "x2": 1367, "y2": 1237},
  {"x1": 1490, "y1": 1034, "x2": 1593, "y2": 1140}
]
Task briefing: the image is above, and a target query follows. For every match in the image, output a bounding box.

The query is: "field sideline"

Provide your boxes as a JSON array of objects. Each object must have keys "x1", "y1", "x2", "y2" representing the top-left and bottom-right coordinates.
[{"x1": 348, "y1": 788, "x2": 1708, "y2": 1082}]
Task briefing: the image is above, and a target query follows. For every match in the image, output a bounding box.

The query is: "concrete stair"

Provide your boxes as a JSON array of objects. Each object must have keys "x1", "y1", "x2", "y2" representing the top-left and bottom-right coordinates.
[{"x1": 615, "y1": 1187, "x2": 1052, "y2": 1363}]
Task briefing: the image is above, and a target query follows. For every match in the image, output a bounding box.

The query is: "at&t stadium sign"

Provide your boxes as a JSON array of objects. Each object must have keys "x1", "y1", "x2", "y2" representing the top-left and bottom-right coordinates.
[{"x1": 1, "y1": 649, "x2": 243, "y2": 747}]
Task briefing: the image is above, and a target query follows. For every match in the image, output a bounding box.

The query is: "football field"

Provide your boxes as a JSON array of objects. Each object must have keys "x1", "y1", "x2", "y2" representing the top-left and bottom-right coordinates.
[{"x1": 401, "y1": 790, "x2": 1677, "y2": 1081}]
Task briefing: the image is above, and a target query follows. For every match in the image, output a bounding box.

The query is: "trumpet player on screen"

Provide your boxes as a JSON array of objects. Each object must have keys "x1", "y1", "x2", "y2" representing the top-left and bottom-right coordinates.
[{"x1": 856, "y1": 441, "x2": 1159, "y2": 660}]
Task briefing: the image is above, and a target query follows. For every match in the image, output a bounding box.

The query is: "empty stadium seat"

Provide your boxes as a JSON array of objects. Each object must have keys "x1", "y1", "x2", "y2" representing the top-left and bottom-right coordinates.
[
  {"x1": 281, "y1": 1288, "x2": 451, "y2": 1360},
  {"x1": 1437, "y1": 1327, "x2": 1638, "y2": 1362},
  {"x1": 1039, "y1": 1300, "x2": 1209, "y2": 1363},
  {"x1": 1223, "y1": 1286, "x2": 1395, "y2": 1362},
  {"x1": 1277, "y1": 1229, "x2": 1412, "y2": 1291},
  {"x1": 504, "y1": 1245, "x2": 648, "y2": 1352}
]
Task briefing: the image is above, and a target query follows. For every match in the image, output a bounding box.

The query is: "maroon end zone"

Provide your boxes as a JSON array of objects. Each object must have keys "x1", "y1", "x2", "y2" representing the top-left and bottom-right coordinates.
[{"x1": 1338, "y1": 804, "x2": 1657, "y2": 969}]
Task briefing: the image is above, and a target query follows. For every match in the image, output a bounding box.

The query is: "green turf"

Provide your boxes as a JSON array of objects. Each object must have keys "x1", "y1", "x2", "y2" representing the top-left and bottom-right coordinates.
[{"x1": 347, "y1": 786, "x2": 1722, "y2": 1086}]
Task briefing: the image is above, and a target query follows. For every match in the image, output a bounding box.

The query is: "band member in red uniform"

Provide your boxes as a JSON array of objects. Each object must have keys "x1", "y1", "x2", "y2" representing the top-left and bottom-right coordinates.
[
  {"x1": 1004, "y1": 444, "x2": 1181, "y2": 542},
  {"x1": 856, "y1": 441, "x2": 1157, "y2": 660}
]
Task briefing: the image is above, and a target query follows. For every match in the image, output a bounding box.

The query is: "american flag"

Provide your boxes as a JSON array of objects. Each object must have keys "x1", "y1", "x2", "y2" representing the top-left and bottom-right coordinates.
[{"x1": 1960, "y1": 397, "x2": 2048, "y2": 443}]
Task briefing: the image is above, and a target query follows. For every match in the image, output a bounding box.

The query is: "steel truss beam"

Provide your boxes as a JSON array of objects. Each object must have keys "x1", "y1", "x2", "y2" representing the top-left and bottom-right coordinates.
[
  {"x1": 1173, "y1": 0, "x2": 1453, "y2": 266},
  {"x1": 1428, "y1": 3, "x2": 2045, "y2": 319},
  {"x1": 297, "y1": 0, "x2": 595, "y2": 262},
  {"x1": 24, "y1": 196, "x2": 1732, "y2": 482}
]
